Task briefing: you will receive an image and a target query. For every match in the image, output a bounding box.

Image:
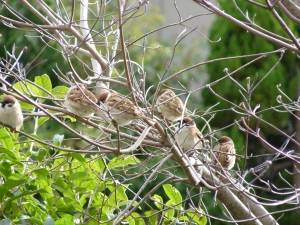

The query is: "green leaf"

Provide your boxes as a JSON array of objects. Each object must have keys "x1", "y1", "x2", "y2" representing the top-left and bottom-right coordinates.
[
  {"x1": 34, "y1": 75, "x2": 52, "y2": 103},
  {"x1": 32, "y1": 148, "x2": 47, "y2": 163},
  {"x1": 125, "y1": 214, "x2": 136, "y2": 225},
  {"x1": 28, "y1": 217, "x2": 44, "y2": 225},
  {"x1": 153, "y1": 194, "x2": 163, "y2": 210},
  {"x1": 187, "y1": 208, "x2": 207, "y2": 225},
  {"x1": 37, "y1": 117, "x2": 49, "y2": 130},
  {"x1": 13, "y1": 81, "x2": 40, "y2": 96},
  {"x1": 44, "y1": 216, "x2": 55, "y2": 225},
  {"x1": 0, "y1": 179, "x2": 28, "y2": 203},
  {"x1": 145, "y1": 210, "x2": 158, "y2": 225},
  {"x1": 33, "y1": 168, "x2": 50, "y2": 185},
  {"x1": 58, "y1": 153, "x2": 86, "y2": 168},
  {"x1": 0, "y1": 131, "x2": 13, "y2": 150},
  {"x1": 20, "y1": 101, "x2": 36, "y2": 110},
  {"x1": 118, "y1": 200, "x2": 142, "y2": 210},
  {"x1": 0, "y1": 219, "x2": 11, "y2": 225},
  {"x1": 108, "y1": 155, "x2": 139, "y2": 169},
  {"x1": 178, "y1": 216, "x2": 190, "y2": 223},
  {"x1": 35, "y1": 75, "x2": 52, "y2": 93},
  {"x1": 3, "y1": 189, "x2": 49, "y2": 210},
  {"x1": 12, "y1": 137, "x2": 20, "y2": 151},
  {"x1": 163, "y1": 184, "x2": 182, "y2": 209},
  {"x1": 52, "y1": 180, "x2": 75, "y2": 198},
  {"x1": 0, "y1": 162, "x2": 12, "y2": 180},
  {"x1": 27, "y1": 202, "x2": 47, "y2": 221},
  {"x1": 53, "y1": 134, "x2": 64, "y2": 147},
  {"x1": 165, "y1": 200, "x2": 175, "y2": 219},
  {"x1": 90, "y1": 157, "x2": 105, "y2": 174},
  {"x1": 0, "y1": 147, "x2": 17, "y2": 160},
  {"x1": 107, "y1": 183, "x2": 128, "y2": 201},
  {"x1": 55, "y1": 213, "x2": 74, "y2": 225},
  {"x1": 51, "y1": 86, "x2": 69, "y2": 99},
  {"x1": 69, "y1": 172, "x2": 89, "y2": 181}
]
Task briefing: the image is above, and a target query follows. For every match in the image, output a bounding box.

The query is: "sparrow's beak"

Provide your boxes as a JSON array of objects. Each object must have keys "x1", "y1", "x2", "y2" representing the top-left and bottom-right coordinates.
[{"x1": 0, "y1": 101, "x2": 5, "y2": 109}]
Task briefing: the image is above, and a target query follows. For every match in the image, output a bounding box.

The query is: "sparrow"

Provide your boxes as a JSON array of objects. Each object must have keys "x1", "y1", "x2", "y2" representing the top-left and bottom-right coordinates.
[
  {"x1": 65, "y1": 83, "x2": 98, "y2": 118},
  {"x1": 156, "y1": 89, "x2": 186, "y2": 122},
  {"x1": 97, "y1": 92, "x2": 149, "y2": 126},
  {"x1": 175, "y1": 117, "x2": 205, "y2": 156},
  {"x1": 210, "y1": 136, "x2": 236, "y2": 173},
  {"x1": 0, "y1": 95, "x2": 23, "y2": 132}
]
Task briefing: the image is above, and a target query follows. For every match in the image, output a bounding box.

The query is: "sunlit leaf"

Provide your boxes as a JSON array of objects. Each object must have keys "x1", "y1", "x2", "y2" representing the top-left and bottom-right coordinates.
[
  {"x1": 69, "y1": 172, "x2": 89, "y2": 181},
  {"x1": 53, "y1": 134, "x2": 64, "y2": 147},
  {"x1": 187, "y1": 208, "x2": 207, "y2": 225},
  {"x1": 44, "y1": 216, "x2": 55, "y2": 225},
  {"x1": 90, "y1": 157, "x2": 105, "y2": 174},
  {"x1": 51, "y1": 86, "x2": 69, "y2": 99},
  {"x1": 20, "y1": 101, "x2": 36, "y2": 110},
  {"x1": 0, "y1": 179, "x2": 28, "y2": 203},
  {"x1": 32, "y1": 148, "x2": 47, "y2": 163},
  {"x1": 0, "y1": 162, "x2": 11, "y2": 180},
  {"x1": 145, "y1": 210, "x2": 158, "y2": 225},
  {"x1": 27, "y1": 202, "x2": 47, "y2": 221},
  {"x1": 13, "y1": 81, "x2": 39, "y2": 96},
  {"x1": 58, "y1": 153, "x2": 86, "y2": 168},
  {"x1": 35, "y1": 75, "x2": 52, "y2": 92},
  {"x1": 165, "y1": 200, "x2": 175, "y2": 218},
  {"x1": 34, "y1": 75, "x2": 52, "y2": 102},
  {"x1": 153, "y1": 194, "x2": 163, "y2": 210},
  {"x1": 163, "y1": 184, "x2": 182, "y2": 209},
  {"x1": 0, "y1": 147, "x2": 17, "y2": 160},
  {"x1": 28, "y1": 217, "x2": 44, "y2": 225},
  {"x1": 3, "y1": 189, "x2": 49, "y2": 211},
  {"x1": 55, "y1": 213, "x2": 74, "y2": 225},
  {"x1": 108, "y1": 155, "x2": 139, "y2": 169},
  {"x1": 107, "y1": 183, "x2": 128, "y2": 201},
  {"x1": 52, "y1": 180, "x2": 75, "y2": 198},
  {"x1": 0, "y1": 131, "x2": 13, "y2": 150},
  {"x1": 33, "y1": 168, "x2": 50, "y2": 185}
]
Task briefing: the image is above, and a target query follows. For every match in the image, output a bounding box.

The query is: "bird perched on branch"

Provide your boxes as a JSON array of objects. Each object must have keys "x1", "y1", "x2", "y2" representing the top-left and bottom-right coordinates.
[
  {"x1": 175, "y1": 117, "x2": 205, "y2": 156},
  {"x1": 0, "y1": 95, "x2": 23, "y2": 132},
  {"x1": 98, "y1": 91, "x2": 150, "y2": 126},
  {"x1": 156, "y1": 89, "x2": 186, "y2": 122},
  {"x1": 65, "y1": 83, "x2": 98, "y2": 119},
  {"x1": 210, "y1": 136, "x2": 236, "y2": 174}
]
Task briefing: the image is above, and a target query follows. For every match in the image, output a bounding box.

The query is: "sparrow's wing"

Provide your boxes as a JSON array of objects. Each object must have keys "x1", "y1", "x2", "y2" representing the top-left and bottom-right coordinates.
[
  {"x1": 224, "y1": 143, "x2": 235, "y2": 169},
  {"x1": 159, "y1": 92, "x2": 185, "y2": 114},
  {"x1": 68, "y1": 88, "x2": 97, "y2": 106},
  {"x1": 108, "y1": 94, "x2": 143, "y2": 117},
  {"x1": 211, "y1": 145, "x2": 221, "y2": 165},
  {"x1": 195, "y1": 129, "x2": 205, "y2": 148}
]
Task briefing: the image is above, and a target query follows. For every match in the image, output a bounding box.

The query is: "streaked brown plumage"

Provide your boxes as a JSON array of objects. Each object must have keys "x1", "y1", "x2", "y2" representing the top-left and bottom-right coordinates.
[
  {"x1": 211, "y1": 136, "x2": 236, "y2": 172},
  {"x1": 65, "y1": 83, "x2": 98, "y2": 118},
  {"x1": 98, "y1": 92, "x2": 148, "y2": 126},
  {"x1": 175, "y1": 117, "x2": 205, "y2": 155},
  {"x1": 156, "y1": 89, "x2": 186, "y2": 122}
]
